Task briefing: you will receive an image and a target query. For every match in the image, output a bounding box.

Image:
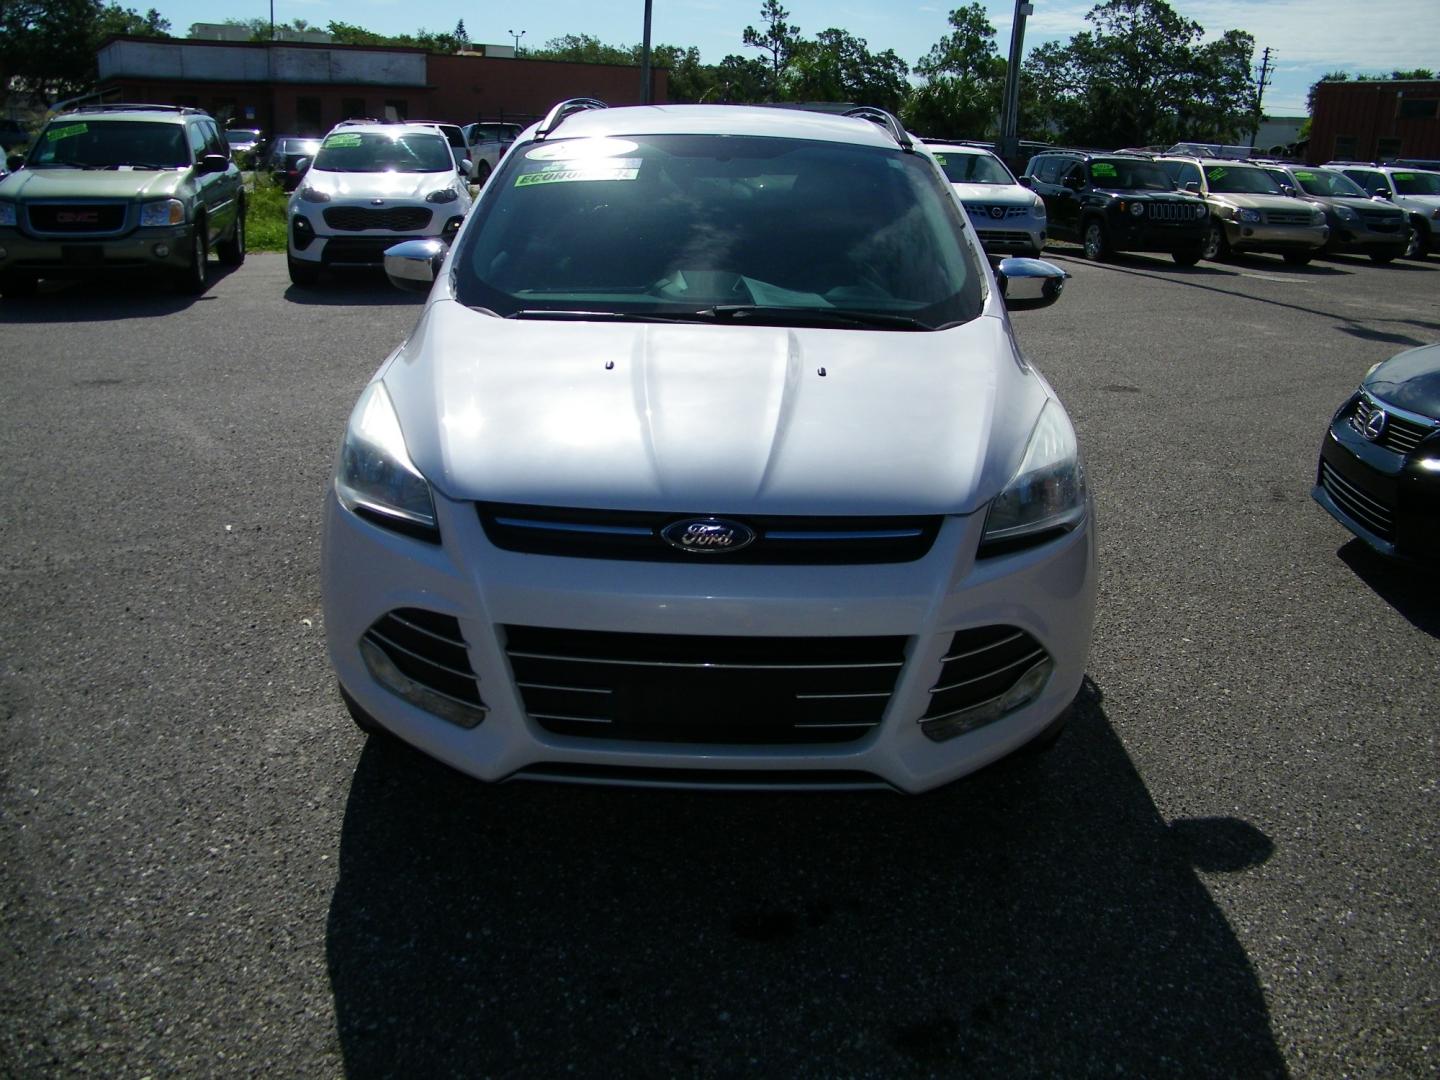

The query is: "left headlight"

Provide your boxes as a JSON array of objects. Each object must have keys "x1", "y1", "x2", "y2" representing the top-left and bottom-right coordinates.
[
  {"x1": 1031, "y1": 198, "x2": 1046, "y2": 219},
  {"x1": 335, "y1": 381, "x2": 439, "y2": 542},
  {"x1": 425, "y1": 188, "x2": 459, "y2": 203},
  {"x1": 1237, "y1": 209, "x2": 1262, "y2": 223},
  {"x1": 298, "y1": 186, "x2": 331, "y2": 203},
  {"x1": 979, "y1": 401, "x2": 1086, "y2": 556},
  {"x1": 0, "y1": 201, "x2": 16, "y2": 227},
  {"x1": 1336, "y1": 206, "x2": 1358, "y2": 221},
  {"x1": 139, "y1": 199, "x2": 185, "y2": 226},
  {"x1": 1310, "y1": 209, "x2": 1326, "y2": 225}
]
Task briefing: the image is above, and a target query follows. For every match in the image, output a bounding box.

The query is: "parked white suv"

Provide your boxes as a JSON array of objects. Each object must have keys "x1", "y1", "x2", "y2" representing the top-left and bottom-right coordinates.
[
  {"x1": 926, "y1": 141, "x2": 1046, "y2": 257},
  {"x1": 463, "y1": 121, "x2": 521, "y2": 185},
  {"x1": 286, "y1": 122, "x2": 472, "y2": 286},
  {"x1": 322, "y1": 101, "x2": 1093, "y2": 793}
]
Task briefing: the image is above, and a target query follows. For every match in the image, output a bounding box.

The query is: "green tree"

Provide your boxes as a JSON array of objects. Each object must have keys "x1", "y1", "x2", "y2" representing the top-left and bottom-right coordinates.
[
  {"x1": 788, "y1": 29, "x2": 909, "y2": 111},
  {"x1": 742, "y1": 0, "x2": 801, "y2": 102},
  {"x1": 712, "y1": 54, "x2": 771, "y2": 103},
  {"x1": 454, "y1": 20, "x2": 467, "y2": 47},
  {"x1": 529, "y1": 33, "x2": 636, "y2": 65},
  {"x1": 905, "y1": 3, "x2": 1005, "y2": 138},
  {"x1": 2, "y1": 0, "x2": 171, "y2": 107}
]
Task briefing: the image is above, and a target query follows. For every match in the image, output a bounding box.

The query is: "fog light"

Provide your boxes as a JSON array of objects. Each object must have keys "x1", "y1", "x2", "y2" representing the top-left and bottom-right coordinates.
[
  {"x1": 920, "y1": 657, "x2": 1054, "y2": 743},
  {"x1": 359, "y1": 637, "x2": 486, "y2": 729},
  {"x1": 153, "y1": 243, "x2": 169, "y2": 257}
]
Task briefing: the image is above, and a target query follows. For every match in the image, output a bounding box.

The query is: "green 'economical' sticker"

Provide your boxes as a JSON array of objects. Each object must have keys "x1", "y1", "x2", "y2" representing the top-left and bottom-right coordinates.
[
  {"x1": 1207, "y1": 166, "x2": 1227, "y2": 181},
  {"x1": 515, "y1": 159, "x2": 642, "y2": 187},
  {"x1": 47, "y1": 123, "x2": 88, "y2": 142},
  {"x1": 323, "y1": 133, "x2": 362, "y2": 148},
  {"x1": 1294, "y1": 170, "x2": 1316, "y2": 180},
  {"x1": 1394, "y1": 172, "x2": 1415, "y2": 180},
  {"x1": 933, "y1": 154, "x2": 948, "y2": 165},
  {"x1": 1091, "y1": 162, "x2": 1117, "y2": 178}
]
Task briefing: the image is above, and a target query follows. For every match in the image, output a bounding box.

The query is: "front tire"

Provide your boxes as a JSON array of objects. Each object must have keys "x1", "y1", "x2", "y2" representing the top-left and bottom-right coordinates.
[
  {"x1": 1082, "y1": 219, "x2": 1109, "y2": 261},
  {"x1": 217, "y1": 205, "x2": 246, "y2": 266},
  {"x1": 1172, "y1": 245, "x2": 1203, "y2": 267},
  {"x1": 1282, "y1": 251, "x2": 1313, "y2": 267},
  {"x1": 471, "y1": 160, "x2": 492, "y2": 186},
  {"x1": 1404, "y1": 224, "x2": 1429, "y2": 260},
  {"x1": 1369, "y1": 250, "x2": 1400, "y2": 264},
  {"x1": 287, "y1": 255, "x2": 321, "y2": 287},
  {"x1": 176, "y1": 221, "x2": 209, "y2": 295},
  {"x1": 1201, "y1": 223, "x2": 1229, "y2": 261}
]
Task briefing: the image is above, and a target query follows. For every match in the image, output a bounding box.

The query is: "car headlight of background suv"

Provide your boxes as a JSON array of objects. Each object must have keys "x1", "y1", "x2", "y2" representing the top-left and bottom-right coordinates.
[
  {"x1": 1335, "y1": 206, "x2": 1359, "y2": 222},
  {"x1": 1031, "y1": 198, "x2": 1046, "y2": 219},
  {"x1": 335, "y1": 382, "x2": 439, "y2": 543},
  {"x1": 979, "y1": 401, "x2": 1086, "y2": 556},
  {"x1": 1237, "y1": 209, "x2": 1262, "y2": 224},
  {"x1": 298, "y1": 186, "x2": 331, "y2": 203},
  {"x1": 425, "y1": 188, "x2": 459, "y2": 204},
  {"x1": 139, "y1": 199, "x2": 185, "y2": 226},
  {"x1": 1310, "y1": 209, "x2": 1326, "y2": 225}
]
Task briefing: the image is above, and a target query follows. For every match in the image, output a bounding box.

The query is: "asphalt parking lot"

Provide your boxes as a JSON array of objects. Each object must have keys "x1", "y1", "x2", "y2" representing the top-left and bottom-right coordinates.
[{"x1": 1, "y1": 248, "x2": 1436, "y2": 1077}]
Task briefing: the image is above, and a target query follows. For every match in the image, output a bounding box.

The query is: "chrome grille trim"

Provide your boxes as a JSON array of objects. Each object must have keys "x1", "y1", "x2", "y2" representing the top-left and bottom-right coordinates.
[
  {"x1": 929, "y1": 648, "x2": 1047, "y2": 694},
  {"x1": 1146, "y1": 202, "x2": 1195, "y2": 221},
  {"x1": 1351, "y1": 394, "x2": 1436, "y2": 455},
  {"x1": 1264, "y1": 210, "x2": 1314, "y2": 225},
  {"x1": 493, "y1": 516, "x2": 652, "y2": 536},
  {"x1": 922, "y1": 626, "x2": 1052, "y2": 722},
  {"x1": 505, "y1": 650, "x2": 902, "y2": 671},
  {"x1": 1320, "y1": 462, "x2": 1394, "y2": 539},
  {"x1": 941, "y1": 630, "x2": 1026, "y2": 664},
  {"x1": 361, "y1": 608, "x2": 485, "y2": 707},
  {"x1": 364, "y1": 628, "x2": 476, "y2": 680},
  {"x1": 515, "y1": 682, "x2": 612, "y2": 695}
]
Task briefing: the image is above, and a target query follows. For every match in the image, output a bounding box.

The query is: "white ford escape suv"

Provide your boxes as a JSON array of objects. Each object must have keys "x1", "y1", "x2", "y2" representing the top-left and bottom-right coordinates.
[{"x1": 322, "y1": 101, "x2": 1095, "y2": 793}]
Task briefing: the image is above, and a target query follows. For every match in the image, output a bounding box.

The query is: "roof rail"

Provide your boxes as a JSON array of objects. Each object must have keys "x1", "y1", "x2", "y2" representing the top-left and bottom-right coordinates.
[
  {"x1": 58, "y1": 103, "x2": 206, "y2": 116},
  {"x1": 843, "y1": 107, "x2": 913, "y2": 152},
  {"x1": 535, "y1": 98, "x2": 608, "y2": 141}
]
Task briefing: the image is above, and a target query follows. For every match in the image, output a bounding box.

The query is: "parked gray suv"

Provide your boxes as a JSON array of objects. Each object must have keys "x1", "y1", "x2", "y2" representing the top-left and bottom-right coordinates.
[{"x1": 1257, "y1": 164, "x2": 1409, "y2": 263}]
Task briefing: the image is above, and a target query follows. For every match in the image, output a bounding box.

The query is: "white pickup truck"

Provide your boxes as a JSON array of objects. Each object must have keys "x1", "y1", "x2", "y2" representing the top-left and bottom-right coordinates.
[{"x1": 462, "y1": 122, "x2": 522, "y2": 184}]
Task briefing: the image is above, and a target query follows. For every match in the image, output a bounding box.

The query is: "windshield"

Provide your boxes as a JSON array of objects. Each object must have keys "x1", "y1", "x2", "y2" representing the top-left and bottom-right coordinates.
[
  {"x1": 312, "y1": 131, "x2": 453, "y2": 173},
  {"x1": 226, "y1": 130, "x2": 260, "y2": 144},
  {"x1": 1290, "y1": 168, "x2": 1368, "y2": 198},
  {"x1": 1391, "y1": 170, "x2": 1440, "y2": 195},
  {"x1": 934, "y1": 151, "x2": 1014, "y2": 185},
  {"x1": 1090, "y1": 159, "x2": 1175, "y2": 191},
  {"x1": 1204, "y1": 165, "x2": 1282, "y2": 195},
  {"x1": 454, "y1": 134, "x2": 984, "y2": 330},
  {"x1": 28, "y1": 120, "x2": 189, "y2": 169}
]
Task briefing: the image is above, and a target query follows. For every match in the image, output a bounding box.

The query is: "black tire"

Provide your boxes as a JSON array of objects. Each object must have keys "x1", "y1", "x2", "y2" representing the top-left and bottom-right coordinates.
[
  {"x1": 338, "y1": 684, "x2": 386, "y2": 736},
  {"x1": 1201, "y1": 223, "x2": 1228, "y2": 261},
  {"x1": 1172, "y1": 246, "x2": 1203, "y2": 267},
  {"x1": 1369, "y1": 250, "x2": 1400, "y2": 265},
  {"x1": 287, "y1": 254, "x2": 321, "y2": 287},
  {"x1": 176, "y1": 221, "x2": 209, "y2": 295},
  {"x1": 472, "y1": 160, "x2": 492, "y2": 185},
  {"x1": 1081, "y1": 219, "x2": 1109, "y2": 261},
  {"x1": 1404, "y1": 224, "x2": 1429, "y2": 260},
  {"x1": 1282, "y1": 251, "x2": 1312, "y2": 267},
  {"x1": 217, "y1": 203, "x2": 246, "y2": 266},
  {"x1": 0, "y1": 273, "x2": 38, "y2": 298}
]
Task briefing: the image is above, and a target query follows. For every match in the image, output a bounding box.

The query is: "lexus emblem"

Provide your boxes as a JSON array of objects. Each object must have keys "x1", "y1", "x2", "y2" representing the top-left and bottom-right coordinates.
[
  {"x1": 1362, "y1": 408, "x2": 1388, "y2": 442},
  {"x1": 989, "y1": 205, "x2": 1005, "y2": 220},
  {"x1": 660, "y1": 517, "x2": 756, "y2": 555}
]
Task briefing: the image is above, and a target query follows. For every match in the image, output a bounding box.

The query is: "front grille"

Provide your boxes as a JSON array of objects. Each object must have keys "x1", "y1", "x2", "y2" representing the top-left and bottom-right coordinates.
[
  {"x1": 1358, "y1": 208, "x2": 1405, "y2": 231},
  {"x1": 363, "y1": 609, "x2": 484, "y2": 708},
  {"x1": 26, "y1": 203, "x2": 127, "y2": 234},
  {"x1": 504, "y1": 625, "x2": 908, "y2": 744},
  {"x1": 1146, "y1": 201, "x2": 1196, "y2": 222},
  {"x1": 922, "y1": 626, "x2": 1049, "y2": 722},
  {"x1": 323, "y1": 206, "x2": 432, "y2": 232},
  {"x1": 965, "y1": 204, "x2": 1028, "y2": 220},
  {"x1": 1319, "y1": 460, "x2": 1395, "y2": 542},
  {"x1": 321, "y1": 237, "x2": 403, "y2": 265},
  {"x1": 1351, "y1": 395, "x2": 1435, "y2": 455},
  {"x1": 1264, "y1": 210, "x2": 1315, "y2": 226},
  {"x1": 478, "y1": 503, "x2": 941, "y2": 564}
]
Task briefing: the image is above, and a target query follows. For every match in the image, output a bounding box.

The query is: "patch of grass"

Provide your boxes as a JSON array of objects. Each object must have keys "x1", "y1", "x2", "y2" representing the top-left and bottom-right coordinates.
[{"x1": 246, "y1": 175, "x2": 290, "y2": 252}]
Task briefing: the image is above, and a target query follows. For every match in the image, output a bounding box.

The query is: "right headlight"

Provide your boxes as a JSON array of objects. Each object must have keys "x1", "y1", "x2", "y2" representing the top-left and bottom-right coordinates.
[
  {"x1": 335, "y1": 381, "x2": 439, "y2": 542},
  {"x1": 298, "y1": 186, "x2": 331, "y2": 203},
  {"x1": 139, "y1": 199, "x2": 184, "y2": 226},
  {"x1": 979, "y1": 401, "x2": 1086, "y2": 555},
  {"x1": 1237, "y1": 209, "x2": 1262, "y2": 223}
]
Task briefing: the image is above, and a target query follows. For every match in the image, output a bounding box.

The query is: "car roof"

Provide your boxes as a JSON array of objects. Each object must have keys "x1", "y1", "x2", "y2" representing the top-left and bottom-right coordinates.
[
  {"x1": 532, "y1": 105, "x2": 900, "y2": 151},
  {"x1": 923, "y1": 143, "x2": 999, "y2": 157},
  {"x1": 54, "y1": 107, "x2": 195, "y2": 124},
  {"x1": 323, "y1": 122, "x2": 446, "y2": 138}
]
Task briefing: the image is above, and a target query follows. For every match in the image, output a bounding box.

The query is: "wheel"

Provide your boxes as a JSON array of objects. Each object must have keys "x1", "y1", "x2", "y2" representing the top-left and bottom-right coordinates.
[
  {"x1": 0, "y1": 273, "x2": 38, "y2": 298},
  {"x1": 471, "y1": 160, "x2": 492, "y2": 185},
  {"x1": 338, "y1": 684, "x2": 386, "y2": 736},
  {"x1": 1201, "y1": 223, "x2": 1228, "y2": 261},
  {"x1": 1282, "y1": 251, "x2": 1312, "y2": 267},
  {"x1": 287, "y1": 254, "x2": 321, "y2": 287},
  {"x1": 217, "y1": 204, "x2": 245, "y2": 266},
  {"x1": 1369, "y1": 250, "x2": 1400, "y2": 265},
  {"x1": 1172, "y1": 246, "x2": 1203, "y2": 267},
  {"x1": 1403, "y1": 225, "x2": 1429, "y2": 260},
  {"x1": 1082, "y1": 219, "x2": 1109, "y2": 261},
  {"x1": 176, "y1": 221, "x2": 209, "y2": 294}
]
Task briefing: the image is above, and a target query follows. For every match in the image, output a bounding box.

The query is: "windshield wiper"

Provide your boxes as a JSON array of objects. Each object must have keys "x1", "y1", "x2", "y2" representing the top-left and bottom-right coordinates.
[
  {"x1": 506, "y1": 309, "x2": 709, "y2": 324},
  {"x1": 697, "y1": 305, "x2": 931, "y2": 331}
]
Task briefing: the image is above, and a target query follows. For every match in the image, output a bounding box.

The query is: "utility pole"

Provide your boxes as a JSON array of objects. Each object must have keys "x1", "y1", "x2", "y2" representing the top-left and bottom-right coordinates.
[
  {"x1": 640, "y1": 0, "x2": 654, "y2": 105},
  {"x1": 1252, "y1": 47, "x2": 1274, "y2": 148},
  {"x1": 998, "y1": 0, "x2": 1033, "y2": 167}
]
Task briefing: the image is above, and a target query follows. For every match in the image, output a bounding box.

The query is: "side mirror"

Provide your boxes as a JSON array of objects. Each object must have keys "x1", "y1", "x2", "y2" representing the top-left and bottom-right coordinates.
[
  {"x1": 293, "y1": 157, "x2": 311, "y2": 175},
  {"x1": 1183, "y1": 181, "x2": 1201, "y2": 194},
  {"x1": 995, "y1": 257, "x2": 1069, "y2": 311},
  {"x1": 198, "y1": 153, "x2": 228, "y2": 175},
  {"x1": 1375, "y1": 187, "x2": 1391, "y2": 198},
  {"x1": 5, "y1": 154, "x2": 23, "y2": 172},
  {"x1": 1062, "y1": 175, "x2": 1083, "y2": 191},
  {"x1": 384, "y1": 238, "x2": 447, "y2": 293},
  {"x1": 459, "y1": 158, "x2": 472, "y2": 175},
  {"x1": 1280, "y1": 184, "x2": 1296, "y2": 197},
  {"x1": 1017, "y1": 175, "x2": 1034, "y2": 189}
]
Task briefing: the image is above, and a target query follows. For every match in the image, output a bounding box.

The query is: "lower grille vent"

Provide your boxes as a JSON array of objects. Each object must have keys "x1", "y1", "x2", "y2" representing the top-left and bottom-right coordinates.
[
  {"x1": 504, "y1": 625, "x2": 907, "y2": 744},
  {"x1": 923, "y1": 626, "x2": 1049, "y2": 722},
  {"x1": 1319, "y1": 461, "x2": 1395, "y2": 542},
  {"x1": 363, "y1": 608, "x2": 484, "y2": 708}
]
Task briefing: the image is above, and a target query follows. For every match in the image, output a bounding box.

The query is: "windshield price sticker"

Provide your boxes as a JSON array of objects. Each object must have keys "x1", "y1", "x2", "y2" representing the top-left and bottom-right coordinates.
[
  {"x1": 47, "y1": 123, "x2": 88, "y2": 142},
  {"x1": 1207, "y1": 167, "x2": 1228, "y2": 181},
  {"x1": 1394, "y1": 172, "x2": 1415, "y2": 180},
  {"x1": 324, "y1": 133, "x2": 363, "y2": 148},
  {"x1": 516, "y1": 159, "x2": 642, "y2": 187},
  {"x1": 933, "y1": 154, "x2": 948, "y2": 165},
  {"x1": 1091, "y1": 162, "x2": 1117, "y2": 178},
  {"x1": 1295, "y1": 170, "x2": 1316, "y2": 181}
]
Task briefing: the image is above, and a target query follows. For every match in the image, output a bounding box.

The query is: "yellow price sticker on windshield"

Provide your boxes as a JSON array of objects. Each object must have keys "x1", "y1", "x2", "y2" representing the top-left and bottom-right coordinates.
[{"x1": 47, "y1": 123, "x2": 88, "y2": 142}]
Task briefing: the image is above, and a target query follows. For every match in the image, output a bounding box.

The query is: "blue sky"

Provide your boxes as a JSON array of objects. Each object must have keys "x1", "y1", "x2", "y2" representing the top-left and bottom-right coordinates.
[{"x1": 157, "y1": 0, "x2": 1438, "y2": 116}]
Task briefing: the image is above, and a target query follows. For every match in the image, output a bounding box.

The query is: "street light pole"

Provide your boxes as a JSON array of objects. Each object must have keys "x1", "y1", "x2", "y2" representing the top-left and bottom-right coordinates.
[
  {"x1": 998, "y1": 0, "x2": 1033, "y2": 166},
  {"x1": 508, "y1": 29, "x2": 525, "y2": 53},
  {"x1": 640, "y1": 0, "x2": 654, "y2": 104}
]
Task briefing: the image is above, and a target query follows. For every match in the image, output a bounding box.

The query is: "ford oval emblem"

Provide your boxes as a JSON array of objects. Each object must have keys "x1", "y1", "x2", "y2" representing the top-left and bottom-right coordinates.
[{"x1": 660, "y1": 517, "x2": 756, "y2": 555}]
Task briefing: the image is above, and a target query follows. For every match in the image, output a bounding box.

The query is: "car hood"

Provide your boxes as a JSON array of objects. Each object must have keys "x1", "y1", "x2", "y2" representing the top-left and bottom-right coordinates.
[
  {"x1": 951, "y1": 183, "x2": 1036, "y2": 207},
  {"x1": 1389, "y1": 193, "x2": 1440, "y2": 211},
  {"x1": 0, "y1": 168, "x2": 185, "y2": 199},
  {"x1": 1365, "y1": 343, "x2": 1440, "y2": 419},
  {"x1": 1209, "y1": 193, "x2": 1313, "y2": 212},
  {"x1": 381, "y1": 300, "x2": 1046, "y2": 516},
  {"x1": 304, "y1": 169, "x2": 452, "y2": 200}
]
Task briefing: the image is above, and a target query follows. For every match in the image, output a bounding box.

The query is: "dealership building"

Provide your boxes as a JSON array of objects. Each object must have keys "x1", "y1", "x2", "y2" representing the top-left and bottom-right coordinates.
[
  {"x1": 94, "y1": 36, "x2": 669, "y2": 134},
  {"x1": 1307, "y1": 78, "x2": 1440, "y2": 164}
]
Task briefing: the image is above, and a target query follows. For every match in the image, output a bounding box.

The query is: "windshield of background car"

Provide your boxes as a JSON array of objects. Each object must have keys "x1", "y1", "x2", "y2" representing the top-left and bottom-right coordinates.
[
  {"x1": 1088, "y1": 159, "x2": 1174, "y2": 190},
  {"x1": 1391, "y1": 170, "x2": 1440, "y2": 195},
  {"x1": 934, "y1": 151, "x2": 1014, "y2": 185},
  {"x1": 1291, "y1": 168, "x2": 1368, "y2": 198},
  {"x1": 28, "y1": 120, "x2": 189, "y2": 169},
  {"x1": 226, "y1": 130, "x2": 260, "y2": 145},
  {"x1": 1204, "y1": 165, "x2": 1283, "y2": 194},
  {"x1": 453, "y1": 134, "x2": 985, "y2": 330},
  {"x1": 312, "y1": 131, "x2": 452, "y2": 173},
  {"x1": 472, "y1": 124, "x2": 520, "y2": 143}
]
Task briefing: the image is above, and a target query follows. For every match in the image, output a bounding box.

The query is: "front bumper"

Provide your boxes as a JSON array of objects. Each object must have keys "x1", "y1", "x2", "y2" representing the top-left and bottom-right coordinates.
[
  {"x1": 1326, "y1": 219, "x2": 1409, "y2": 255},
  {"x1": 322, "y1": 488, "x2": 1098, "y2": 793},
  {"x1": 289, "y1": 204, "x2": 464, "y2": 267},
  {"x1": 1106, "y1": 217, "x2": 1208, "y2": 253},
  {"x1": 970, "y1": 215, "x2": 1046, "y2": 256},
  {"x1": 0, "y1": 224, "x2": 195, "y2": 276},
  {"x1": 1221, "y1": 219, "x2": 1328, "y2": 254}
]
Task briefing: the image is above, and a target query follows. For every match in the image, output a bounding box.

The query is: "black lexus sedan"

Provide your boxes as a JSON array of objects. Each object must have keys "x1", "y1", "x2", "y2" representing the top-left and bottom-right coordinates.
[{"x1": 1314, "y1": 343, "x2": 1440, "y2": 561}]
